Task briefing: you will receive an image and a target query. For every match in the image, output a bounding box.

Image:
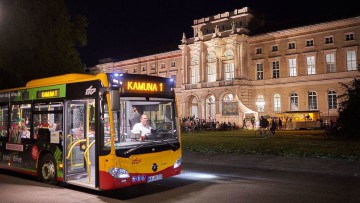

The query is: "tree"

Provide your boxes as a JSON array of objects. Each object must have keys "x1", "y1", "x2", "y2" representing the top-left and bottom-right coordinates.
[
  {"x1": 0, "y1": 0, "x2": 87, "y2": 89},
  {"x1": 337, "y1": 66, "x2": 360, "y2": 138}
]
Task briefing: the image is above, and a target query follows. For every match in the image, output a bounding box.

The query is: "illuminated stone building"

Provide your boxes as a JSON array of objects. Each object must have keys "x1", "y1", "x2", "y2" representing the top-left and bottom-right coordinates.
[{"x1": 91, "y1": 7, "x2": 360, "y2": 127}]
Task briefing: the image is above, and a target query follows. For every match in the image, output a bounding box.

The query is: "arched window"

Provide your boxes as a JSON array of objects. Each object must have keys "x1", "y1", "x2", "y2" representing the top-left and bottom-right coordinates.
[
  {"x1": 207, "y1": 52, "x2": 216, "y2": 63},
  {"x1": 223, "y1": 50, "x2": 235, "y2": 81},
  {"x1": 222, "y1": 93, "x2": 238, "y2": 116},
  {"x1": 290, "y1": 92, "x2": 299, "y2": 111},
  {"x1": 223, "y1": 50, "x2": 234, "y2": 60},
  {"x1": 273, "y1": 94, "x2": 281, "y2": 112},
  {"x1": 328, "y1": 90, "x2": 337, "y2": 110},
  {"x1": 190, "y1": 66, "x2": 199, "y2": 84},
  {"x1": 205, "y1": 95, "x2": 216, "y2": 120},
  {"x1": 207, "y1": 52, "x2": 217, "y2": 82},
  {"x1": 190, "y1": 97, "x2": 198, "y2": 118},
  {"x1": 256, "y1": 95, "x2": 265, "y2": 112},
  {"x1": 308, "y1": 91, "x2": 317, "y2": 110},
  {"x1": 223, "y1": 93, "x2": 234, "y2": 101}
]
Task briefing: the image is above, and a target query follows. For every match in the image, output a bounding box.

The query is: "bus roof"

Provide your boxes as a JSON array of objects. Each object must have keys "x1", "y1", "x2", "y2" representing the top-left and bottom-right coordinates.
[{"x1": 26, "y1": 73, "x2": 102, "y2": 88}]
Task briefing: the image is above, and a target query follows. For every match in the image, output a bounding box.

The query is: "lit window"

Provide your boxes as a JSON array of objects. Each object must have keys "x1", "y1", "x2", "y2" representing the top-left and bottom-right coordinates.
[
  {"x1": 307, "y1": 56, "x2": 316, "y2": 75},
  {"x1": 346, "y1": 50, "x2": 357, "y2": 71},
  {"x1": 224, "y1": 63, "x2": 234, "y2": 80},
  {"x1": 328, "y1": 90, "x2": 337, "y2": 110},
  {"x1": 325, "y1": 53, "x2": 336, "y2": 73},
  {"x1": 272, "y1": 61, "x2": 280, "y2": 79},
  {"x1": 256, "y1": 63, "x2": 263, "y2": 80},
  {"x1": 274, "y1": 94, "x2": 281, "y2": 112},
  {"x1": 288, "y1": 58, "x2": 297, "y2": 77},
  {"x1": 256, "y1": 95, "x2": 265, "y2": 112},
  {"x1": 290, "y1": 92, "x2": 299, "y2": 111},
  {"x1": 308, "y1": 91, "x2": 318, "y2": 110}
]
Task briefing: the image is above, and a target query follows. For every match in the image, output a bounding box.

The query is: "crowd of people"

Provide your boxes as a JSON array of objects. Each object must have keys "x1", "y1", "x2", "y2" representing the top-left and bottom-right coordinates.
[
  {"x1": 181, "y1": 115, "x2": 288, "y2": 133},
  {"x1": 181, "y1": 116, "x2": 239, "y2": 132}
]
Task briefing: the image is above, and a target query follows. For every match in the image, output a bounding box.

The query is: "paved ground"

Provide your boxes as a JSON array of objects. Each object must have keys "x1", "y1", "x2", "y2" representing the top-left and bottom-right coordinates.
[{"x1": 182, "y1": 150, "x2": 360, "y2": 177}]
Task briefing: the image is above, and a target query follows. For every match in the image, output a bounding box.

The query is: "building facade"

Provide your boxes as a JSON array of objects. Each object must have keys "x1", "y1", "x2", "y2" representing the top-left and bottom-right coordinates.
[{"x1": 91, "y1": 7, "x2": 360, "y2": 127}]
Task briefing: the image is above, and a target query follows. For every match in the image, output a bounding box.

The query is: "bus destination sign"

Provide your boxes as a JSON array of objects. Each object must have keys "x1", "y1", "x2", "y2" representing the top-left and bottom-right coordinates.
[
  {"x1": 37, "y1": 89, "x2": 60, "y2": 99},
  {"x1": 125, "y1": 81, "x2": 164, "y2": 93}
]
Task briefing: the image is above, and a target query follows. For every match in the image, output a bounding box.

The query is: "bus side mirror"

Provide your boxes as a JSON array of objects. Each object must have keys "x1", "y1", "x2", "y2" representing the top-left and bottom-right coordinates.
[{"x1": 110, "y1": 89, "x2": 120, "y2": 111}]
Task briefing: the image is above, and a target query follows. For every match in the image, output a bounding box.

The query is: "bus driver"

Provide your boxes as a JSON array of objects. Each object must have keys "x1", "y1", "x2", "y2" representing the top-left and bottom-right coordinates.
[{"x1": 132, "y1": 114, "x2": 152, "y2": 141}]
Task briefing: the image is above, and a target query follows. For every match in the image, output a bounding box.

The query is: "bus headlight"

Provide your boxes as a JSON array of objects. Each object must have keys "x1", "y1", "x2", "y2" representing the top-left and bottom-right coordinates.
[
  {"x1": 108, "y1": 168, "x2": 130, "y2": 178},
  {"x1": 174, "y1": 157, "x2": 182, "y2": 169}
]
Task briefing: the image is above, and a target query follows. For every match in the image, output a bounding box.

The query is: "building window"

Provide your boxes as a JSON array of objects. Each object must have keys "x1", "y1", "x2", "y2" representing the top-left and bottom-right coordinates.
[
  {"x1": 142, "y1": 66, "x2": 146, "y2": 71},
  {"x1": 257, "y1": 95, "x2": 265, "y2": 112},
  {"x1": 133, "y1": 69, "x2": 137, "y2": 73},
  {"x1": 256, "y1": 63, "x2": 264, "y2": 80},
  {"x1": 346, "y1": 50, "x2": 357, "y2": 71},
  {"x1": 288, "y1": 58, "x2": 297, "y2": 77},
  {"x1": 290, "y1": 92, "x2": 299, "y2": 111},
  {"x1": 288, "y1": 42, "x2": 296, "y2": 49},
  {"x1": 207, "y1": 52, "x2": 217, "y2": 63},
  {"x1": 274, "y1": 94, "x2": 281, "y2": 112},
  {"x1": 328, "y1": 90, "x2": 337, "y2": 110},
  {"x1": 190, "y1": 66, "x2": 199, "y2": 84},
  {"x1": 206, "y1": 95, "x2": 216, "y2": 120},
  {"x1": 224, "y1": 63, "x2": 235, "y2": 80},
  {"x1": 272, "y1": 61, "x2": 280, "y2": 79},
  {"x1": 271, "y1": 45, "x2": 278, "y2": 52},
  {"x1": 307, "y1": 56, "x2": 316, "y2": 75},
  {"x1": 306, "y1": 39, "x2": 314, "y2": 47},
  {"x1": 325, "y1": 53, "x2": 336, "y2": 73},
  {"x1": 171, "y1": 61, "x2": 176, "y2": 67},
  {"x1": 207, "y1": 65, "x2": 216, "y2": 82},
  {"x1": 345, "y1": 33, "x2": 355, "y2": 41},
  {"x1": 161, "y1": 63, "x2": 166, "y2": 69},
  {"x1": 325, "y1": 36, "x2": 334, "y2": 44},
  {"x1": 255, "y1": 48, "x2": 262, "y2": 55},
  {"x1": 124, "y1": 69, "x2": 128, "y2": 73},
  {"x1": 170, "y1": 75, "x2": 176, "y2": 81},
  {"x1": 308, "y1": 91, "x2": 317, "y2": 110}
]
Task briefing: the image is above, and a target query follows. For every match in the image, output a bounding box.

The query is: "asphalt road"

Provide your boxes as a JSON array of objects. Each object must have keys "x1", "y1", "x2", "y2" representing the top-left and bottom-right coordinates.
[{"x1": 1, "y1": 151, "x2": 360, "y2": 203}]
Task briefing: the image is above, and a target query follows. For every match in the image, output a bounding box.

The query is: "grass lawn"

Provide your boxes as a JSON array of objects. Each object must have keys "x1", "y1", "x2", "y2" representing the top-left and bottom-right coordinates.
[{"x1": 181, "y1": 130, "x2": 360, "y2": 160}]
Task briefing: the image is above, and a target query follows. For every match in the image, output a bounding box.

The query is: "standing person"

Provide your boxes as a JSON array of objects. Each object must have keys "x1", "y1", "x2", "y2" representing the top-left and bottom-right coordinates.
[
  {"x1": 278, "y1": 118, "x2": 283, "y2": 130},
  {"x1": 130, "y1": 107, "x2": 141, "y2": 129},
  {"x1": 243, "y1": 118, "x2": 246, "y2": 129},
  {"x1": 270, "y1": 118, "x2": 277, "y2": 134},
  {"x1": 132, "y1": 114, "x2": 152, "y2": 141},
  {"x1": 251, "y1": 116, "x2": 255, "y2": 129},
  {"x1": 259, "y1": 116, "x2": 268, "y2": 129}
]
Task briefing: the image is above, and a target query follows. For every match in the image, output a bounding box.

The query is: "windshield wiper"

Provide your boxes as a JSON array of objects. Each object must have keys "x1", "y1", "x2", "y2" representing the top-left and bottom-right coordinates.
[{"x1": 124, "y1": 143, "x2": 146, "y2": 155}]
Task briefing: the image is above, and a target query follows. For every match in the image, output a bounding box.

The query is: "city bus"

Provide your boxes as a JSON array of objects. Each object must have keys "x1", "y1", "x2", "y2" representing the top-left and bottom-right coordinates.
[{"x1": 0, "y1": 73, "x2": 182, "y2": 190}]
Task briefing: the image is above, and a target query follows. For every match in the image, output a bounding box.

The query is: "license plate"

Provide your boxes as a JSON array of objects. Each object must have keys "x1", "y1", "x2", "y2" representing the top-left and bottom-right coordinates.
[{"x1": 147, "y1": 174, "x2": 163, "y2": 183}]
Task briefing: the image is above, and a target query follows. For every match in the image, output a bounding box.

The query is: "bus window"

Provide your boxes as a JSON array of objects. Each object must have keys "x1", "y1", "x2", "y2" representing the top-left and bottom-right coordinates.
[
  {"x1": 33, "y1": 102, "x2": 63, "y2": 139},
  {"x1": 9, "y1": 104, "x2": 31, "y2": 143},
  {"x1": 0, "y1": 105, "x2": 9, "y2": 139},
  {"x1": 113, "y1": 98, "x2": 178, "y2": 148}
]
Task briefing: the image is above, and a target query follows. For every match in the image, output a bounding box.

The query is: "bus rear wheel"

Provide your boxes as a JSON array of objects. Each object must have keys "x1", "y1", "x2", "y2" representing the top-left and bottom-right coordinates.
[{"x1": 39, "y1": 153, "x2": 57, "y2": 185}]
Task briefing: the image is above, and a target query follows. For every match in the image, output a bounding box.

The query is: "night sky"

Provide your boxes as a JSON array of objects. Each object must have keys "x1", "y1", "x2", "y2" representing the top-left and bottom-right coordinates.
[{"x1": 65, "y1": 0, "x2": 360, "y2": 67}]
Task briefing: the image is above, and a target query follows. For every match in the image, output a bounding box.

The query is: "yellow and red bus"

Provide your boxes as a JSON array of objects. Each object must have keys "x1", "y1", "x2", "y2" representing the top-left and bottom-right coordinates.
[{"x1": 0, "y1": 73, "x2": 182, "y2": 190}]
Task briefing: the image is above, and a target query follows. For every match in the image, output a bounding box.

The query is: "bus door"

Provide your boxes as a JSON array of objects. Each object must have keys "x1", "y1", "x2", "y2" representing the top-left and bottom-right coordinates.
[{"x1": 64, "y1": 99, "x2": 96, "y2": 189}]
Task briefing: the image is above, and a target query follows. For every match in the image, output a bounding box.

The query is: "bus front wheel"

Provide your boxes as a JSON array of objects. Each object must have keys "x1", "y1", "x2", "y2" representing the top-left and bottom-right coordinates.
[{"x1": 38, "y1": 153, "x2": 57, "y2": 185}]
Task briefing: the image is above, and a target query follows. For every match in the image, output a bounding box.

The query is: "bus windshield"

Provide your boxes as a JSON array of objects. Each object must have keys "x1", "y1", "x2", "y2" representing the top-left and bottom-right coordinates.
[{"x1": 103, "y1": 97, "x2": 179, "y2": 150}]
